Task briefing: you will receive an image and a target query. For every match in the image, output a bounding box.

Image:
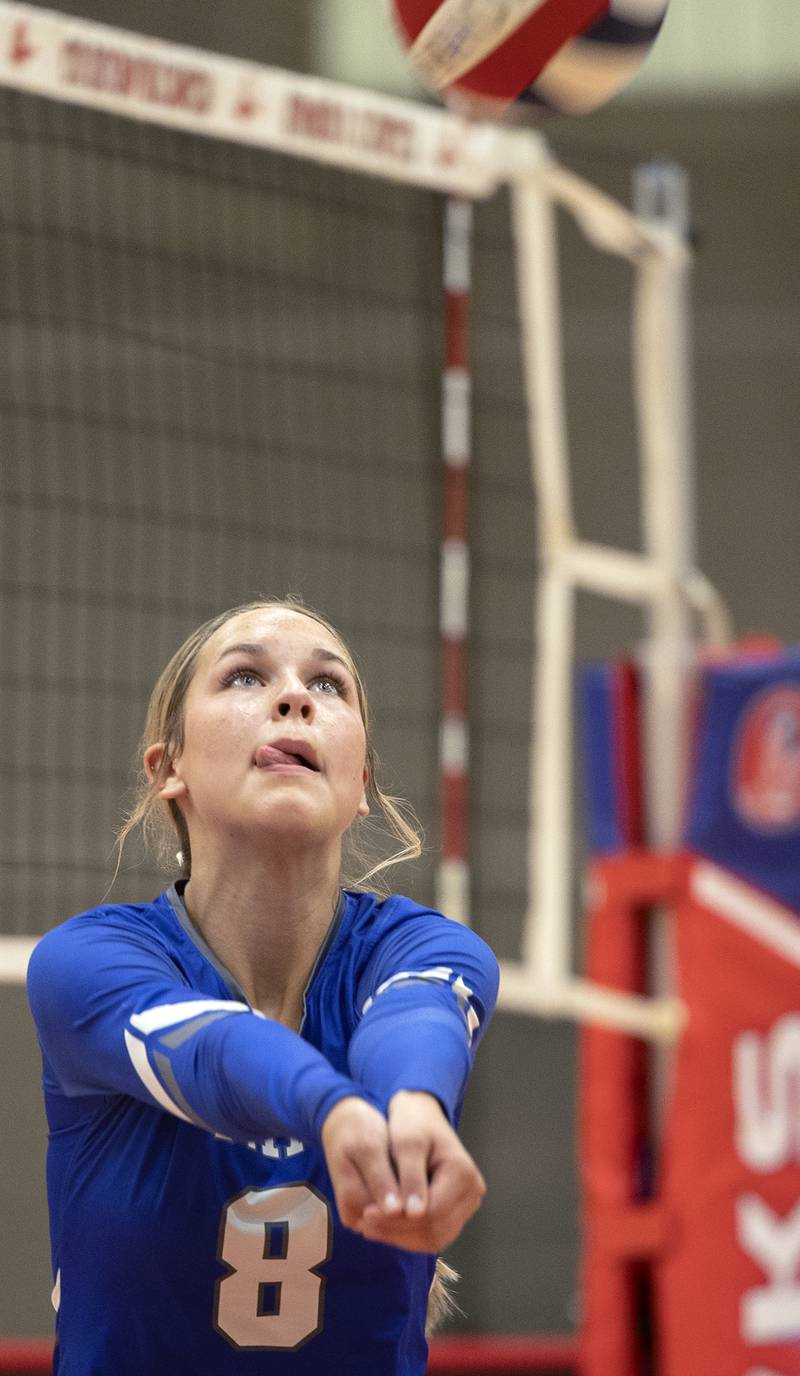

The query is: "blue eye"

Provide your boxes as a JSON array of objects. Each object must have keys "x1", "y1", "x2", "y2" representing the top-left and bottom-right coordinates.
[
  {"x1": 223, "y1": 667, "x2": 261, "y2": 688},
  {"x1": 312, "y1": 674, "x2": 345, "y2": 695},
  {"x1": 220, "y1": 666, "x2": 348, "y2": 695}
]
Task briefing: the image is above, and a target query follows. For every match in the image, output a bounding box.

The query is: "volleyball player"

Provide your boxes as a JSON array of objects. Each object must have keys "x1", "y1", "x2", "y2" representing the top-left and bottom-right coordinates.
[{"x1": 27, "y1": 598, "x2": 499, "y2": 1375}]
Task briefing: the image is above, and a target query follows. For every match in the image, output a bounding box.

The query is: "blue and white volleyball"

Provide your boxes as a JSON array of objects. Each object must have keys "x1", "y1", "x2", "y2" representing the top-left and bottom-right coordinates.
[{"x1": 392, "y1": 0, "x2": 670, "y2": 116}]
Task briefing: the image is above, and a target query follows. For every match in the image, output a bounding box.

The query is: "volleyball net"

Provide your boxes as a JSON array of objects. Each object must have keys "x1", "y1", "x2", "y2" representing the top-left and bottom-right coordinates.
[
  {"x1": 5, "y1": 6, "x2": 797, "y2": 1375},
  {"x1": 0, "y1": 0, "x2": 707, "y2": 1035}
]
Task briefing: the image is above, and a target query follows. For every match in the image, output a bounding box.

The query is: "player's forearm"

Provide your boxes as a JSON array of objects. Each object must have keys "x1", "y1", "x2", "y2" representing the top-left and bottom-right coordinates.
[
  {"x1": 142, "y1": 1008, "x2": 371, "y2": 1144},
  {"x1": 347, "y1": 984, "x2": 473, "y2": 1124},
  {"x1": 28, "y1": 925, "x2": 372, "y2": 1145}
]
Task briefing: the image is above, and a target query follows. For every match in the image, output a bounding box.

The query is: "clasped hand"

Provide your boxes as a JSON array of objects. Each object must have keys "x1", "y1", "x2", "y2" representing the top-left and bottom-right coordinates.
[{"x1": 320, "y1": 1090, "x2": 486, "y2": 1252}]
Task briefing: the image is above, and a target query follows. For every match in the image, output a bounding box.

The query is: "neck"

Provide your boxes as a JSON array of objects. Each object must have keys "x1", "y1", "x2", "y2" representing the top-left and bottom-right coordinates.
[{"x1": 181, "y1": 841, "x2": 342, "y2": 1028}]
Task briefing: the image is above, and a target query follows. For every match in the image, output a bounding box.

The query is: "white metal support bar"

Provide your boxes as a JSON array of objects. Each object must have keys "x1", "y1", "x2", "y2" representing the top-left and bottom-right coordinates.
[{"x1": 502, "y1": 155, "x2": 730, "y2": 1042}]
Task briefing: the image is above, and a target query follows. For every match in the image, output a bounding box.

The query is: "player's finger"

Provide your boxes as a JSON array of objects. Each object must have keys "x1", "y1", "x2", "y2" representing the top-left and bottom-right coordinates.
[
  {"x1": 358, "y1": 1203, "x2": 433, "y2": 1250},
  {"x1": 357, "y1": 1202, "x2": 460, "y2": 1253},
  {"x1": 329, "y1": 1156, "x2": 372, "y2": 1230},
  {"x1": 389, "y1": 1127, "x2": 430, "y2": 1217},
  {"x1": 427, "y1": 1153, "x2": 485, "y2": 1225},
  {"x1": 353, "y1": 1138, "x2": 403, "y2": 1216},
  {"x1": 358, "y1": 1149, "x2": 486, "y2": 1251}
]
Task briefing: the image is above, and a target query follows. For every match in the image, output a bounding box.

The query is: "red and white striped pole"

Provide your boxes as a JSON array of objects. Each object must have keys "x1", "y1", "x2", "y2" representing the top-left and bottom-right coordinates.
[{"x1": 437, "y1": 195, "x2": 473, "y2": 925}]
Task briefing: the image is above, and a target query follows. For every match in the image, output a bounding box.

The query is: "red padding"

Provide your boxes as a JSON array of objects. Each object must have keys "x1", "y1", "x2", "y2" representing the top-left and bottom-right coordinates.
[
  {"x1": 429, "y1": 1334, "x2": 580, "y2": 1372},
  {"x1": 0, "y1": 1339, "x2": 52, "y2": 1373},
  {"x1": 579, "y1": 852, "x2": 685, "y2": 1376},
  {"x1": 0, "y1": 1334, "x2": 580, "y2": 1374}
]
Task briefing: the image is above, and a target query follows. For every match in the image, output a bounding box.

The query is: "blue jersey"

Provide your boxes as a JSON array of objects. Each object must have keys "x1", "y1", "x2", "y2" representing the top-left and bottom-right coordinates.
[{"x1": 27, "y1": 882, "x2": 498, "y2": 1376}]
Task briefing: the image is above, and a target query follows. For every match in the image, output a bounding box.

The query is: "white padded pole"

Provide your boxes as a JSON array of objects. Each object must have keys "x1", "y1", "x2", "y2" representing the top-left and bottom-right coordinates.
[
  {"x1": 633, "y1": 162, "x2": 697, "y2": 850},
  {"x1": 512, "y1": 170, "x2": 575, "y2": 987}
]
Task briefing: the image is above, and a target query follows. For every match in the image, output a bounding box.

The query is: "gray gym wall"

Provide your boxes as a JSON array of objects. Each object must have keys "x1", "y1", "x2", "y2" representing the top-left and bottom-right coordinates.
[{"x1": 1, "y1": 0, "x2": 797, "y2": 1340}]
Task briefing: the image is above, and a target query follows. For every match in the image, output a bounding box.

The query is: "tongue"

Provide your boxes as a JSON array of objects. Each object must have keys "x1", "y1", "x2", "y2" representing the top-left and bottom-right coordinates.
[{"x1": 256, "y1": 746, "x2": 305, "y2": 768}]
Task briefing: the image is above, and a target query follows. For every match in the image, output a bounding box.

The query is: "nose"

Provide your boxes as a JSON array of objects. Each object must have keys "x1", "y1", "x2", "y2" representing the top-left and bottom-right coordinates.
[{"x1": 272, "y1": 675, "x2": 315, "y2": 722}]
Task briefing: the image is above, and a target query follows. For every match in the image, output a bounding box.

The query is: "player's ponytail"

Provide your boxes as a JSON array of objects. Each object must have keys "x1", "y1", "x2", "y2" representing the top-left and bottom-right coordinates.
[{"x1": 426, "y1": 1258, "x2": 461, "y2": 1336}]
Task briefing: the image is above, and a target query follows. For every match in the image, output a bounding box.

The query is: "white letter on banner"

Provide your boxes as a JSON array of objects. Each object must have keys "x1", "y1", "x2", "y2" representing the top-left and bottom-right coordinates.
[
  {"x1": 737, "y1": 1195, "x2": 800, "y2": 1344},
  {"x1": 734, "y1": 1016, "x2": 800, "y2": 1172}
]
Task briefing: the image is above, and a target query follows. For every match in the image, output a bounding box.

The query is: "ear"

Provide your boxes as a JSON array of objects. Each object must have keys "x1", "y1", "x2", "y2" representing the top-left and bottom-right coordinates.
[
  {"x1": 144, "y1": 742, "x2": 188, "y2": 801},
  {"x1": 357, "y1": 764, "x2": 370, "y2": 819}
]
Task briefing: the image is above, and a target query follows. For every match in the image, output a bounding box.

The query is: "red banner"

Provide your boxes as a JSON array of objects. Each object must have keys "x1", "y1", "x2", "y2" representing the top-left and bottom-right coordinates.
[{"x1": 656, "y1": 859, "x2": 800, "y2": 1376}]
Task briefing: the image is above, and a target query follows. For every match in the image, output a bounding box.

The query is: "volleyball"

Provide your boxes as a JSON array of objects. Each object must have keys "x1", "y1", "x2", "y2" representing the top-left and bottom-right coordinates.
[{"x1": 391, "y1": 0, "x2": 670, "y2": 116}]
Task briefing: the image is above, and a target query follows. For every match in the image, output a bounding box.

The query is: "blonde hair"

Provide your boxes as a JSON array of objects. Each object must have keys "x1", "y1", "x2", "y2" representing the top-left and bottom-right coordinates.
[
  {"x1": 111, "y1": 597, "x2": 422, "y2": 894},
  {"x1": 427, "y1": 1259, "x2": 461, "y2": 1337}
]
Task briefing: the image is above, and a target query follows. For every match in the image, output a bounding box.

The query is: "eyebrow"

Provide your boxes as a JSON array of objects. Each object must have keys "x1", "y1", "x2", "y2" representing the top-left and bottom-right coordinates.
[{"x1": 214, "y1": 642, "x2": 352, "y2": 675}]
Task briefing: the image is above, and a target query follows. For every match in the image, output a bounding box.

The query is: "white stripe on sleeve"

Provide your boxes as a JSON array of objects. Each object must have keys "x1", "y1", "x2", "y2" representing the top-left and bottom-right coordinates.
[
  {"x1": 361, "y1": 967, "x2": 454, "y2": 1014},
  {"x1": 360, "y1": 966, "x2": 482, "y2": 1042},
  {"x1": 129, "y1": 998, "x2": 249, "y2": 1035},
  {"x1": 123, "y1": 1028, "x2": 193, "y2": 1123}
]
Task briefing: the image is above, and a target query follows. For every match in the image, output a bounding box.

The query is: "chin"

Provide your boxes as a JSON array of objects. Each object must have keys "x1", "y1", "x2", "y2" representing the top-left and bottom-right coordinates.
[{"x1": 252, "y1": 798, "x2": 337, "y2": 844}]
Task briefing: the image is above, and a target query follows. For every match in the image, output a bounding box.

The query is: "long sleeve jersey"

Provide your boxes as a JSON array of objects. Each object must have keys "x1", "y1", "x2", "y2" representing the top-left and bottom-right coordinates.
[{"x1": 27, "y1": 881, "x2": 498, "y2": 1376}]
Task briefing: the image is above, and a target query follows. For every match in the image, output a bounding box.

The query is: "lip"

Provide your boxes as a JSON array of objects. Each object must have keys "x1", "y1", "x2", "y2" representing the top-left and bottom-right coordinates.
[{"x1": 254, "y1": 739, "x2": 320, "y2": 772}]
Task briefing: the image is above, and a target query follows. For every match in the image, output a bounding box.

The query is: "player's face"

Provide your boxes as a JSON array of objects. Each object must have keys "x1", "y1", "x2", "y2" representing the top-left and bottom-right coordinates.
[{"x1": 155, "y1": 609, "x2": 369, "y2": 848}]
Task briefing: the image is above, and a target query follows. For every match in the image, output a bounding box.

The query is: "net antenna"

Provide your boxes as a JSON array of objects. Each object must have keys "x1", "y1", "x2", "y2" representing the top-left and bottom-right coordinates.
[{"x1": 0, "y1": 1, "x2": 731, "y2": 1038}]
